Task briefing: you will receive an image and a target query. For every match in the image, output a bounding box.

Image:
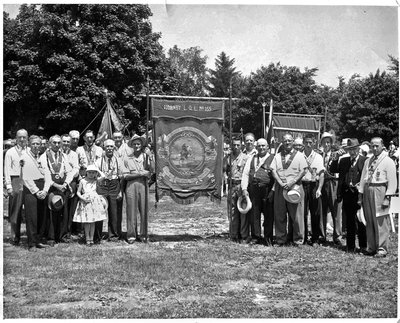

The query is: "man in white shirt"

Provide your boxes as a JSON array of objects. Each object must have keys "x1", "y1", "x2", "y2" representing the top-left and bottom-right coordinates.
[
  {"x1": 22, "y1": 135, "x2": 48, "y2": 249},
  {"x1": 359, "y1": 137, "x2": 397, "y2": 257},
  {"x1": 241, "y1": 138, "x2": 275, "y2": 245},
  {"x1": 76, "y1": 130, "x2": 103, "y2": 171},
  {"x1": 4, "y1": 129, "x2": 28, "y2": 245},
  {"x1": 39, "y1": 135, "x2": 74, "y2": 245},
  {"x1": 271, "y1": 133, "x2": 308, "y2": 246},
  {"x1": 61, "y1": 133, "x2": 80, "y2": 240}
]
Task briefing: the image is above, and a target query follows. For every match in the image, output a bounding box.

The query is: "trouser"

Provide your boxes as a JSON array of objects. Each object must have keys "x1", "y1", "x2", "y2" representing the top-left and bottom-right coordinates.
[
  {"x1": 362, "y1": 184, "x2": 390, "y2": 254},
  {"x1": 47, "y1": 188, "x2": 69, "y2": 242},
  {"x1": 343, "y1": 189, "x2": 366, "y2": 250},
  {"x1": 9, "y1": 176, "x2": 24, "y2": 243},
  {"x1": 229, "y1": 184, "x2": 249, "y2": 240},
  {"x1": 97, "y1": 179, "x2": 122, "y2": 238},
  {"x1": 23, "y1": 179, "x2": 46, "y2": 247},
  {"x1": 274, "y1": 184, "x2": 304, "y2": 245},
  {"x1": 125, "y1": 179, "x2": 148, "y2": 240},
  {"x1": 302, "y1": 181, "x2": 323, "y2": 242},
  {"x1": 249, "y1": 183, "x2": 273, "y2": 242},
  {"x1": 321, "y1": 179, "x2": 342, "y2": 241},
  {"x1": 61, "y1": 180, "x2": 78, "y2": 238}
]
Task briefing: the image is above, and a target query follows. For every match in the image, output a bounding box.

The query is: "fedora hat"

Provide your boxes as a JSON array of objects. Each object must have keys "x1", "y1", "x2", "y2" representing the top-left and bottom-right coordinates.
[
  {"x1": 237, "y1": 195, "x2": 252, "y2": 214},
  {"x1": 48, "y1": 192, "x2": 64, "y2": 211},
  {"x1": 128, "y1": 134, "x2": 145, "y2": 147},
  {"x1": 340, "y1": 138, "x2": 350, "y2": 148},
  {"x1": 283, "y1": 184, "x2": 302, "y2": 204},
  {"x1": 345, "y1": 138, "x2": 360, "y2": 149},
  {"x1": 320, "y1": 132, "x2": 333, "y2": 143}
]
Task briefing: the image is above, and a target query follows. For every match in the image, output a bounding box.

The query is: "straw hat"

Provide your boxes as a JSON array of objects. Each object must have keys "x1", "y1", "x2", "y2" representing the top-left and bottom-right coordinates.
[
  {"x1": 128, "y1": 134, "x2": 145, "y2": 147},
  {"x1": 237, "y1": 195, "x2": 252, "y2": 214},
  {"x1": 283, "y1": 184, "x2": 302, "y2": 204},
  {"x1": 48, "y1": 192, "x2": 64, "y2": 211},
  {"x1": 356, "y1": 207, "x2": 366, "y2": 226},
  {"x1": 320, "y1": 132, "x2": 333, "y2": 143}
]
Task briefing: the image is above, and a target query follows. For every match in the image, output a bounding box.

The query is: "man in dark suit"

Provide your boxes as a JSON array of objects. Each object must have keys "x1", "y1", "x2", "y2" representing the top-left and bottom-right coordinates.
[{"x1": 330, "y1": 138, "x2": 367, "y2": 253}]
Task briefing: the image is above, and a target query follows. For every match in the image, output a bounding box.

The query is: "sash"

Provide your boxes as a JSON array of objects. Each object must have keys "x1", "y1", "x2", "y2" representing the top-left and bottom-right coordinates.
[
  {"x1": 46, "y1": 150, "x2": 62, "y2": 174},
  {"x1": 366, "y1": 153, "x2": 386, "y2": 184},
  {"x1": 305, "y1": 150, "x2": 318, "y2": 181},
  {"x1": 281, "y1": 150, "x2": 297, "y2": 170}
]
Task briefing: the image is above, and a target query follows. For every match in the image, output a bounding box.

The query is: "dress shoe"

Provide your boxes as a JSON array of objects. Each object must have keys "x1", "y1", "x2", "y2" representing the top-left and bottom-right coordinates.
[
  {"x1": 36, "y1": 243, "x2": 47, "y2": 249},
  {"x1": 47, "y1": 240, "x2": 55, "y2": 247},
  {"x1": 127, "y1": 239, "x2": 135, "y2": 244},
  {"x1": 374, "y1": 252, "x2": 387, "y2": 258},
  {"x1": 11, "y1": 239, "x2": 20, "y2": 246}
]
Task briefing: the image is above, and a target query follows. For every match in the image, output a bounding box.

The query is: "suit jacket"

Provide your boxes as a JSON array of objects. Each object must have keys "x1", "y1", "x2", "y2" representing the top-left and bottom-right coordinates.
[{"x1": 330, "y1": 155, "x2": 367, "y2": 199}]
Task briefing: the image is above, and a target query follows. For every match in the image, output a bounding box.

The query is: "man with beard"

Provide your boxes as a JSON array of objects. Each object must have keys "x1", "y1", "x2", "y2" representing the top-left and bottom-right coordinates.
[
  {"x1": 40, "y1": 135, "x2": 74, "y2": 246},
  {"x1": 22, "y1": 135, "x2": 48, "y2": 249},
  {"x1": 359, "y1": 137, "x2": 397, "y2": 257},
  {"x1": 4, "y1": 129, "x2": 28, "y2": 245},
  {"x1": 96, "y1": 139, "x2": 123, "y2": 241},
  {"x1": 271, "y1": 133, "x2": 307, "y2": 246},
  {"x1": 241, "y1": 138, "x2": 275, "y2": 245}
]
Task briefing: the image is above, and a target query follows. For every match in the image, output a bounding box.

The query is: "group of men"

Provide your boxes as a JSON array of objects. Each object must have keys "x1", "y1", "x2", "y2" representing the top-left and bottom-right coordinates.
[
  {"x1": 4, "y1": 128, "x2": 153, "y2": 249},
  {"x1": 226, "y1": 132, "x2": 397, "y2": 258}
]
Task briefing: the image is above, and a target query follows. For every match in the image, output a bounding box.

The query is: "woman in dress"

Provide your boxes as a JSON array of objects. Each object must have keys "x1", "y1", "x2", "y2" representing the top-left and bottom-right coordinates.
[{"x1": 73, "y1": 164, "x2": 108, "y2": 246}]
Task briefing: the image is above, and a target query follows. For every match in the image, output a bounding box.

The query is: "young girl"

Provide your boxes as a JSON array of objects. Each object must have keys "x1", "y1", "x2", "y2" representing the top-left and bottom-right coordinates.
[{"x1": 73, "y1": 165, "x2": 108, "y2": 246}]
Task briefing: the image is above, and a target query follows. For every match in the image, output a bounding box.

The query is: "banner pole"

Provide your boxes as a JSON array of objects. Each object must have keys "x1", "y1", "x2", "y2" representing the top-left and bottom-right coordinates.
[
  {"x1": 146, "y1": 75, "x2": 150, "y2": 146},
  {"x1": 324, "y1": 105, "x2": 328, "y2": 133},
  {"x1": 262, "y1": 102, "x2": 266, "y2": 139},
  {"x1": 228, "y1": 80, "x2": 233, "y2": 239}
]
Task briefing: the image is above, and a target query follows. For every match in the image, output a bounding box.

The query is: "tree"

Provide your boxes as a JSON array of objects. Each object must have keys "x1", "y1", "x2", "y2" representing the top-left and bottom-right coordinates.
[
  {"x1": 208, "y1": 51, "x2": 240, "y2": 98},
  {"x1": 166, "y1": 45, "x2": 209, "y2": 97},
  {"x1": 3, "y1": 4, "x2": 168, "y2": 137},
  {"x1": 235, "y1": 62, "x2": 325, "y2": 137},
  {"x1": 338, "y1": 67, "x2": 398, "y2": 144}
]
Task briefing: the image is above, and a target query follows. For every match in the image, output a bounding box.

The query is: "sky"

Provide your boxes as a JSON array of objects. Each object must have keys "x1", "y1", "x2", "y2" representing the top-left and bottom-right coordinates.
[{"x1": 3, "y1": 1, "x2": 399, "y2": 87}]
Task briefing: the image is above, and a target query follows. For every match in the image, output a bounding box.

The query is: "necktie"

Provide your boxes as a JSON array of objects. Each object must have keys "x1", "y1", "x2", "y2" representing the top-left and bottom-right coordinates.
[{"x1": 108, "y1": 158, "x2": 112, "y2": 171}]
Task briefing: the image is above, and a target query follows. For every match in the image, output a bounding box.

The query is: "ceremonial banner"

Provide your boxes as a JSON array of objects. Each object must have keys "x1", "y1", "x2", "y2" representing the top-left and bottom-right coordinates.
[
  {"x1": 152, "y1": 99, "x2": 224, "y2": 204},
  {"x1": 271, "y1": 114, "x2": 321, "y2": 143}
]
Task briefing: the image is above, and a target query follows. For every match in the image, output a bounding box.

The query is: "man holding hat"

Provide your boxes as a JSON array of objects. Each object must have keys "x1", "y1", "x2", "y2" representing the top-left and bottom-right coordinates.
[
  {"x1": 121, "y1": 134, "x2": 154, "y2": 243},
  {"x1": 224, "y1": 138, "x2": 248, "y2": 243},
  {"x1": 241, "y1": 138, "x2": 275, "y2": 245},
  {"x1": 40, "y1": 135, "x2": 74, "y2": 245},
  {"x1": 60, "y1": 133, "x2": 80, "y2": 241},
  {"x1": 302, "y1": 134, "x2": 325, "y2": 245},
  {"x1": 271, "y1": 133, "x2": 308, "y2": 246},
  {"x1": 96, "y1": 139, "x2": 123, "y2": 241},
  {"x1": 330, "y1": 138, "x2": 367, "y2": 253},
  {"x1": 320, "y1": 132, "x2": 343, "y2": 245},
  {"x1": 359, "y1": 137, "x2": 397, "y2": 257}
]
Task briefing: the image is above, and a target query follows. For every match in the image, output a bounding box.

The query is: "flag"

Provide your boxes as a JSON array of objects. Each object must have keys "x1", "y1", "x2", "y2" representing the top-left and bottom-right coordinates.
[{"x1": 266, "y1": 99, "x2": 274, "y2": 145}]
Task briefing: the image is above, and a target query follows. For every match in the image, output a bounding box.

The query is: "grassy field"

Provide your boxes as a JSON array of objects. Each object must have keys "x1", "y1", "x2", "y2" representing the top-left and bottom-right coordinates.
[{"x1": 2, "y1": 194, "x2": 398, "y2": 319}]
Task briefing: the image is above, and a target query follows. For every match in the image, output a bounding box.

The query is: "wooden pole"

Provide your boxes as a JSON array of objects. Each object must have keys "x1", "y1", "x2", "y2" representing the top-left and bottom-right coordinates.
[
  {"x1": 262, "y1": 102, "x2": 266, "y2": 139},
  {"x1": 324, "y1": 105, "x2": 328, "y2": 133},
  {"x1": 146, "y1": 75, "x2": 150, "y2": 146},
  {"x1": 228, "y1": 80, "x2": 233, "y2": 238}
]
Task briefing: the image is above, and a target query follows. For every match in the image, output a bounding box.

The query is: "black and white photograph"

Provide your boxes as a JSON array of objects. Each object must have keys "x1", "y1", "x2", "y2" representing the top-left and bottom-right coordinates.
[{"x1": 2, "y1": 0, "x2": 399, "y2": 319}]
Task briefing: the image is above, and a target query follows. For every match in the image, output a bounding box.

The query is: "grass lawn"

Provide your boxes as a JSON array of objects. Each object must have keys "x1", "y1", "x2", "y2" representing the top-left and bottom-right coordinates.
[{"x1": 2, "y1": 194, "x2": 398, "y2": 318}]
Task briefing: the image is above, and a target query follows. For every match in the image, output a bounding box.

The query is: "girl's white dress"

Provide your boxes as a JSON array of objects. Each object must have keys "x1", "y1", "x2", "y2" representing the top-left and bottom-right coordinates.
[{"x1": 73, "y1": 179, "x2": 108, "y2": 223}]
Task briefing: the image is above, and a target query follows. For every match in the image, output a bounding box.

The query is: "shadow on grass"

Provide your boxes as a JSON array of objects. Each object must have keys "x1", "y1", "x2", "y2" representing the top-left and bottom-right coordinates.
[{"x1": 149, "y1": 234, "x2": 204, "y2": 242}]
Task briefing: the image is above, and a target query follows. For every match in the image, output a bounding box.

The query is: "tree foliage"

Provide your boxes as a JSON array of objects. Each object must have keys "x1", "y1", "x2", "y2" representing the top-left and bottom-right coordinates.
[
  {"x1": 166, "y1": 45, "x2": 209, "y2": 97},
  {"x1": 4, "y1": 4, "x2": 167, "y2": 137},
  {"x1": 338, "y1": 68, "x2": 398, "y2": 144}
]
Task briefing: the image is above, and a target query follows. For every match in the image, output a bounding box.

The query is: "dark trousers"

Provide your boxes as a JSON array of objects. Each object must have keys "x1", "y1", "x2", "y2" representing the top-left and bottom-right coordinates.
[
  {"x1": 249, "y1": 183, "x2": 273, "y2": 242},
  {"x1": 23, "y1": 179, "x2": 46, "y2": 247},
  {"x1": 343, "y1": 189, "x2": 367, "y2": 250},
  {"x1": 61, "y1": 180, "x2": 79, "y2": 238},
  {"x1": 9, "y1": 176, "x2": 24, "y2": 243},
  {"x1": 229, "y1": 184, "x2": 249, "y2": 240},
  {"x1": 321, "y1": 179, "x2": 342, "y2": 241},
  {"x1": 303, "y1": 181, "x2": 323, "y2": 242}
]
